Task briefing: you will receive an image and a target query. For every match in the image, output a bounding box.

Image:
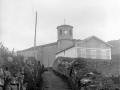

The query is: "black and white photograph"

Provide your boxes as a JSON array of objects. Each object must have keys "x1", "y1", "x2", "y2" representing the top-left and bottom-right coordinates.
[{"x1": 1, "y1": 0, "x2": 120, "y2": 90}]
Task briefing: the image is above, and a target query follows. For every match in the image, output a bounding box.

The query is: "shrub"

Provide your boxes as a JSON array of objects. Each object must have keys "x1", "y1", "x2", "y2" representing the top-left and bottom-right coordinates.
[
  {"x1": 23, "y1": 56, "x2": 45, "y2": 90},
  {"x1": 0, "y1": 42, "x2": 45, "y2": 90},
  {"x1": 53, "y1": 57, "x2": 120, "y2": 90}
]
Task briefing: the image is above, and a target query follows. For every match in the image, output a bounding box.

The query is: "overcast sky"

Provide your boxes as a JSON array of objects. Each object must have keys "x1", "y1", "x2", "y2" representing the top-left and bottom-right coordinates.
[{"x1": 1, "y1": 0, "x2": 120, "y2": 51}]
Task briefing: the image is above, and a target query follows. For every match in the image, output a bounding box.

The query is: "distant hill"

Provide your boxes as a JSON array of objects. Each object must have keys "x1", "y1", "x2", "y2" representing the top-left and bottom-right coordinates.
[
  {"x1": 107, "y1": 39, "x2": 120, "y2": 55},
  {"x1": 107, "y1": 39, "x2": 120, "y2": 60}
]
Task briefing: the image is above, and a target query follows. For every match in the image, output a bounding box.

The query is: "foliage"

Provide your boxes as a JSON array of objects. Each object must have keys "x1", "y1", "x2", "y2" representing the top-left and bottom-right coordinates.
[
  {"x1": 23, "y1": 56, "x2": 45, "y2": 90},
  {"x1": 110, "y1": 75, "x2": 120, "y2": 88},
  {"x1": 111, "y1": 54, "x2": 120, "y2": 60},
  {"x1": 0, "y1": 42, "x2": 45, "y2": 90},
  {"x1": 53, "y1": 57, "x2": 120, "y2": 90},
  {"x1": 0, "y1": 42, "x2": 25, "y2": 90},
  {"x1": 54, "y1": 57, "x2": 120, "y2": 77},
  {"x1": 84, "y1": 58, "x2": 120, "y2": 77}
]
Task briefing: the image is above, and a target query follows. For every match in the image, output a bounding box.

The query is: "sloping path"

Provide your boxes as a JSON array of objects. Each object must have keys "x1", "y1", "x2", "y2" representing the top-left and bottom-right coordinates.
[{"x1": 41, "y1": 71, "x2": 70, "y2": 90}]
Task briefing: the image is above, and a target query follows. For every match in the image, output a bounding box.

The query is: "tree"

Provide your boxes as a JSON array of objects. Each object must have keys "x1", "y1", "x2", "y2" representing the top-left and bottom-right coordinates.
[
  {"x1": 23, "y1": 57, "x2": 44, "y2": 90},
  {"x1": 0, "y1": 43, "x2": 45, "y2": 90},
  {"x1": 0, "y1": 42, "x2": 24, "y2": 90}
]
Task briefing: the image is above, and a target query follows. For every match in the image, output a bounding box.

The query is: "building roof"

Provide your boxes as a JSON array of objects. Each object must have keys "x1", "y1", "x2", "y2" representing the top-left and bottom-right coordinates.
[
  {"x1": 17, "y1": 42, "x2": 57, "y2": 52},
  {"x1": 57, "y1": 24, "x2": 73, "y2": 29},
  {"x1": 55, "y1": 44, "x2": 75, "y2": 55},
  {"x1": 77, "y1": 35, "x2": 113, "y2": 47},
  {"x1": 56, "y1": 35, "x2": 113, "y2": 55},
  {"x1": 56, "y1": 39, "x2": 81, "y2": 54},
  {"x1": 17, "y1": 39, "x2": 79, "y2": 53}
]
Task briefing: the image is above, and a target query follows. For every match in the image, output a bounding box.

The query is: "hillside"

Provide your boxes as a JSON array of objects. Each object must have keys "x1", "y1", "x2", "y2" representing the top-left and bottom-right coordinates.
[
  {"x1": 107, "y1": 39, "x2": 120, "y2": 60},
  {"x1": 107, "y1": 39, "x2": 120, "y2": 55}
]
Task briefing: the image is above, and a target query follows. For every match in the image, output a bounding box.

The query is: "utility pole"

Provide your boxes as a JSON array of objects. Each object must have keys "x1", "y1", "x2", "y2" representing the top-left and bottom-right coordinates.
[
  {"x1": 48, "y1": 52, "x2": 50, "y2": 71},
  {"x1": 34, "y1": 11, "x2": 37, "y2": 59}
]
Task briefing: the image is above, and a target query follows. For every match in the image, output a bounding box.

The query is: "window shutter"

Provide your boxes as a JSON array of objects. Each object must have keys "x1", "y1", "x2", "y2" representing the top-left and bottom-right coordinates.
[
  {"x1": 60, "y1": 29, "x2": 62, "y2": 35},
  {"x1": 70, "y1": 29, "x2": 72, "y2": 35},
  {"x1": 101, "y1": 50, "x2": 106, "y2": 59},
  {"x1": 91, "y1": 50, "x2": 96, "y2": 58},
  {"x1": 80, "y1": 49, "x2": 86, "y2": 58}
]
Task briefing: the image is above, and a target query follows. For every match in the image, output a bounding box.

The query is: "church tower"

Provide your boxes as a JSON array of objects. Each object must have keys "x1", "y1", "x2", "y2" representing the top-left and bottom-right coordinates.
[{"x1": 57, "y1": 24, "x2": 74, "y2": 52}]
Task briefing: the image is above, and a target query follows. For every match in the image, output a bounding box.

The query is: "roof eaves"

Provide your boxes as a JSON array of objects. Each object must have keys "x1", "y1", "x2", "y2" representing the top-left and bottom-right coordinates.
[
  {"x1": 77, "y1": 35, "x2": 113, "y2": 47},
  {"x1": 56, "y1": 44, "x2": 75, "y2": 55},
  {"x1": 57, "y1": 24, "x2": 73, "y2": 29},
  {"x1": 92, "y1": 35, "x2": 113, "y2": 47},
  {"x1": 18, "y1": 42, "x2": 57, "y2": 52}
]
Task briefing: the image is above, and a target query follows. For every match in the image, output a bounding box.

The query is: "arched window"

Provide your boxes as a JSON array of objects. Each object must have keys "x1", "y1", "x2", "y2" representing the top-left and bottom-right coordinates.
[
  {"x1": 70, "y1": 29, "x2": 72, "y2": 35},
  {"x1": 59, "y1": 29, "x2": 62, "y2": 35}
]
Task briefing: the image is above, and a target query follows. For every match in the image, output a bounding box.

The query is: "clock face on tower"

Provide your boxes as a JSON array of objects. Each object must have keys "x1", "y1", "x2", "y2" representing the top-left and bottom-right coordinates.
[{"x1": 64, "y1": 31, "x2": 68, "y2": 34}]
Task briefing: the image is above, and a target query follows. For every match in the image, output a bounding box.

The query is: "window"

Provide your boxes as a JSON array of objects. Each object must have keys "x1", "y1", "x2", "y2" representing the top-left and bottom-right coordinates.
[
  {"x1": 70, "y1": 29, "x2": 72, "y2": 35},
  {"x1": 77, "y1": 48, "x2": 86, "y2": 58},
  {"x1": 77, "y1": 48, "x2": 81, "y2": 57},
  {"x1": 92, "y1": 43, "x2": 95, "y2": 47},
  {"x1": 106, "y1": 50, "x2": 111, "y2": 59},
  {"x1": 81, "y1": 42, "x2": 85, "y2": 46},
  {"x1": 91, "y1": 50, "x2": 96, "y2": 58},
  {"x1": 59, "y1": 29, "x2": 62, "y2": 35},
  {"x1": 80, "y1": 49, "x2": 86, "y2": 58},
  {"x1": 101, "y1": 50, "x2": 106, "y2": 59},
  {"x1": 101, "y1": 44, "x2": 105, "y2": 48}
]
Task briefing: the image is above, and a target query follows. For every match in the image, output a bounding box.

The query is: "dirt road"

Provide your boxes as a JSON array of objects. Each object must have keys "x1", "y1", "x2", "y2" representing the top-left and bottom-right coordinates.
[{"x1": 41, "y1": 71, "x2": 70, "y2": 90}]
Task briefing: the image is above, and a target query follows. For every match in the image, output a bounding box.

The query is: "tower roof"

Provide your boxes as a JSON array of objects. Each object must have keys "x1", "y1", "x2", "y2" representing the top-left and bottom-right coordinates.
[{"x1": 57, "y1": 24, "x2": 73, "y2": 29}]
